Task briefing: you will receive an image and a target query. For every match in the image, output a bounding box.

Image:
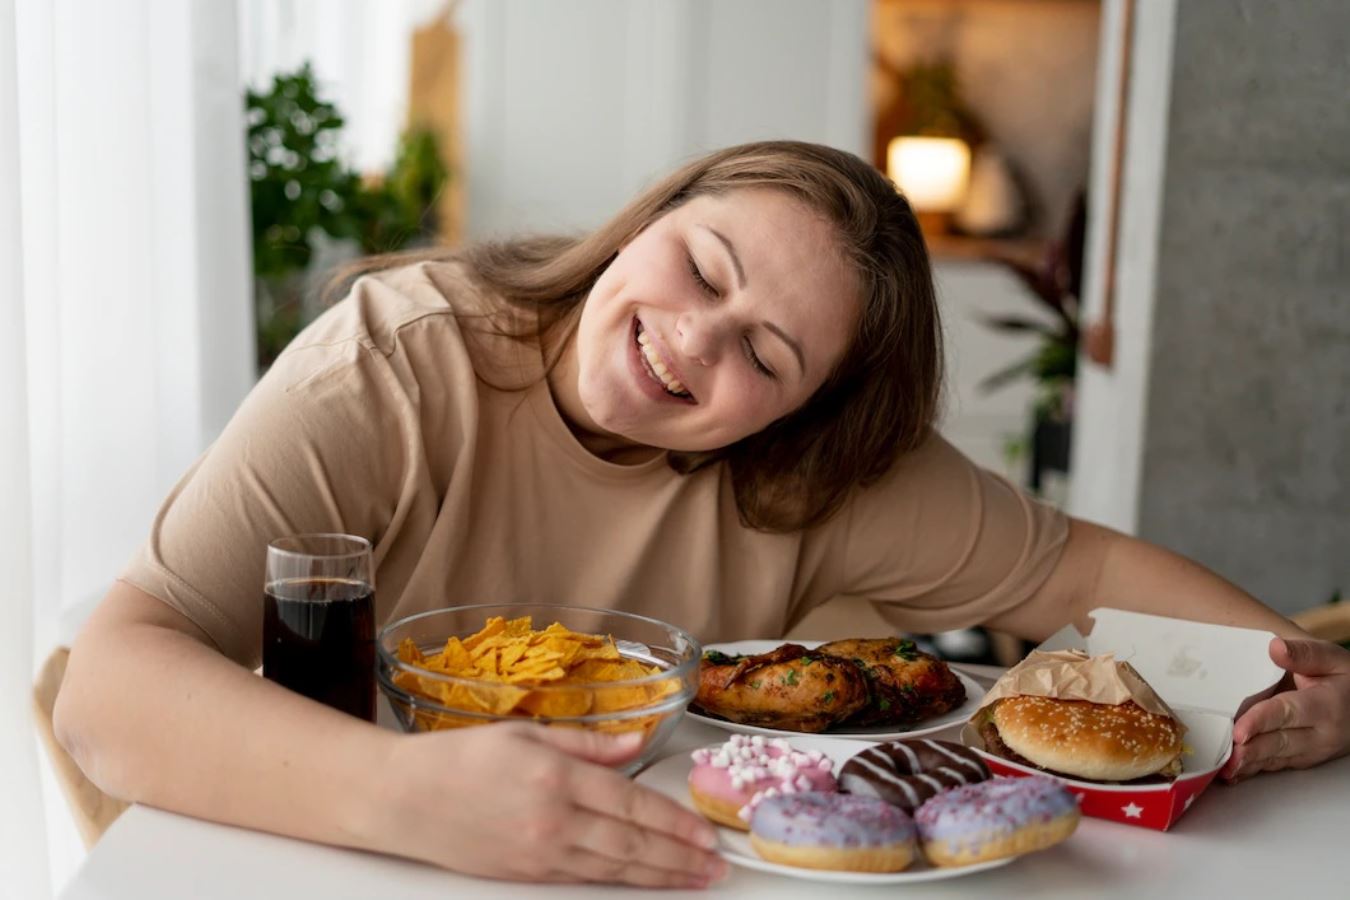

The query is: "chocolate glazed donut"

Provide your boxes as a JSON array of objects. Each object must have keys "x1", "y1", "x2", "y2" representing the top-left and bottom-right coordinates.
[{"x1": 839, "y1": 739, "x2": 991, "y2": 813}]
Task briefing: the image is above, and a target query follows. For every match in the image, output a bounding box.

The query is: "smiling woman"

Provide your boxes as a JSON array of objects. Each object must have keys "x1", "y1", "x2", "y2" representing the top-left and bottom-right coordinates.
[
  {"x1": 55, "y1": 139, "x2": 1350, "y2": 890},
  {"x1": 330, "y1": 140, "x2": 942, "y2": 530}
]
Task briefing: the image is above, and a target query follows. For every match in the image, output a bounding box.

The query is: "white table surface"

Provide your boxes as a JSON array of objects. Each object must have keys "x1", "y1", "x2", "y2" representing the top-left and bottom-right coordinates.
[{"x1": 61, "y1": 668, "x2": 1350, "y2": 900}]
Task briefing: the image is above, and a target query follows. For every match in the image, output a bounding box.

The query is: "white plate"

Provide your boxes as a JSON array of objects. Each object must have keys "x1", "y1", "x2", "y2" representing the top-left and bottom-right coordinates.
[
  {"x1": 687, "y1": 640, "x2": 986, "y2": 741},
  {"x1": 637, "y1": 734, "x2": 1014, "y2": 884}
]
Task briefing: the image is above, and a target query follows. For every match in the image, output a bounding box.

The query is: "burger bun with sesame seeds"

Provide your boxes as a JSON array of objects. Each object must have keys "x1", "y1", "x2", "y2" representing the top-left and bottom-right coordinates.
[{"x1": 984, "y1": 695, "x2": 1185, "y2": 783}]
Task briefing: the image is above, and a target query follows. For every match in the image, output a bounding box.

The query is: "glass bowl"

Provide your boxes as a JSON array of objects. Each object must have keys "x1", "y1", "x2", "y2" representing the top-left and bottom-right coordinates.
[{"x1": 377, "y1": 604, "x2": 700, "y2": 774}]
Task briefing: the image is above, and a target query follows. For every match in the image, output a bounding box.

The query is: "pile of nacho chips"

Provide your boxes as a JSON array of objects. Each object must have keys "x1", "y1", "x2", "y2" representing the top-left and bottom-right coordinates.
[{"x1": 391, "y1": 615, "x2": 682, "y2": 733}]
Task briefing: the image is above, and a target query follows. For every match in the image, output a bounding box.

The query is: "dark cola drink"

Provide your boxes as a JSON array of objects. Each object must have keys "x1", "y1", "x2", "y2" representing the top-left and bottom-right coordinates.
[{"x1": 263, "y1": 577, "x2": 376, "y2": 721}]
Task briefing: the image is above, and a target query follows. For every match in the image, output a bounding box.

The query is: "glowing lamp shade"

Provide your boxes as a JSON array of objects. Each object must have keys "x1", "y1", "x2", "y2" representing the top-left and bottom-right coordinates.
[{"x1": 886, "y1": 136, "x2": 972, "y2": 213}]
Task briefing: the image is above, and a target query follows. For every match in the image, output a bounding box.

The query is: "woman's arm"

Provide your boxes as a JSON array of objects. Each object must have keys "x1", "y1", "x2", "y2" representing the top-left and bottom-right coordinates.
[
  {"x1": 56, "y1": 583, "x2": 724, "y2": 888},
  {"x1": 987, "y1": 518, "x2": 1350, "y2": 780},
  {"x1": 990, "y1": 518, "x2": 1310, "y2": 641}
]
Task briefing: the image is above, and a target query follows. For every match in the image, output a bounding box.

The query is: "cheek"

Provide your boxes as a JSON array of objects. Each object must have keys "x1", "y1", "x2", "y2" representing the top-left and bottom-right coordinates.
[{"x1": 711, "y1": 376, "x2": 788, "y2": 429}]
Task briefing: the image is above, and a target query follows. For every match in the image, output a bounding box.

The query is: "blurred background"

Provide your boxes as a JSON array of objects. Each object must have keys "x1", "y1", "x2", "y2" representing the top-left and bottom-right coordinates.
[{"x1": 3, "y1": 0, "x2": 1347, "y2": 894}]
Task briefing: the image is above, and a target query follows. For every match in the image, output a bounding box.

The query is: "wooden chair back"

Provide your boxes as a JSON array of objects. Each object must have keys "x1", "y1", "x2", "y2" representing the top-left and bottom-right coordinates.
[{"x1": 31, "y1": 646, "x2": 129, "y2": 847}]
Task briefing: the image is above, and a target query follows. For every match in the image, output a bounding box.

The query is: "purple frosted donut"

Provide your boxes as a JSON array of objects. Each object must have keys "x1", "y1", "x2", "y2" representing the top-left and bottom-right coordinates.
[
  {"x1": 748, "y1": 792, "x2": 917, "y2": 873},
  {"x1": 915, "y1": 775, "x2": 1080, "y2": 867},
  {"x1": 839, "y1": 739, "x2": 990, "y2": 813}
]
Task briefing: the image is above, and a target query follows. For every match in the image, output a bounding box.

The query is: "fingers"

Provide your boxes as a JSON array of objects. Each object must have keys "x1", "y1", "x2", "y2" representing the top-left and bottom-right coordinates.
[
  {"x1": 568, "y1": 762, "x2": 719, "y2": 852},
  {"x1": 529, "y1": 724, "x2": 645, "y2": 765},
  {"x1": 570, "y1": 809, "x2": 727, "y2": 886},
  {"x1": 1233, "y1": 692, "x2": 1315, "y2": 742},
  {"x1": 1223, "y1": 728, "x2": 1320, "y2": 783},
  {"x1": 1270, "y1": 637, "x2": 1350, "y2": 678},
  {"x1": 550, "y1": 848, "x2": 719, "y2": 889}
]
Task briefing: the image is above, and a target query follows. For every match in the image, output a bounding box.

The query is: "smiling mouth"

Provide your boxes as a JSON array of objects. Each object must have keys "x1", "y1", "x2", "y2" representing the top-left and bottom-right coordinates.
[{"x1": 634, "y1": 320, "x2": 695, "y2": 402}]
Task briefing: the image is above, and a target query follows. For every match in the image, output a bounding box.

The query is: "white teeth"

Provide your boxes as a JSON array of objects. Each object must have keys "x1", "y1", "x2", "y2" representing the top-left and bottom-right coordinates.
[{"x1": 635, "y1": 324, "x2": 689, "y2": 398}]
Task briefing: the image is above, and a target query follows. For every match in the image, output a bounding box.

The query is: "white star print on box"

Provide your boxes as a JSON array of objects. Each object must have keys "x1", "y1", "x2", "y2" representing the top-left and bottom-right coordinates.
[{"x1": 1122, "y1": 802, "x2": 1144, "y2": 819}]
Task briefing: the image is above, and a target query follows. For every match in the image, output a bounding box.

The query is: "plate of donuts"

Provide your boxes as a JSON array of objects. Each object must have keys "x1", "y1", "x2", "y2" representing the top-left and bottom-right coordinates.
[
  {"x1": 637, "y1": 734, "x2": 1081, "y2": 884},
  {"x1": 688, "y1": 639, "x2": 986, "y2": 741}
]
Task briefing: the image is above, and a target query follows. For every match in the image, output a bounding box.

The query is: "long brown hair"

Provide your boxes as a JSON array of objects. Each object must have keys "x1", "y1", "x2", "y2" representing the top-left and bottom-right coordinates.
[{"x1": 329, "y1": 141, "x2": 941, "y2": 532}]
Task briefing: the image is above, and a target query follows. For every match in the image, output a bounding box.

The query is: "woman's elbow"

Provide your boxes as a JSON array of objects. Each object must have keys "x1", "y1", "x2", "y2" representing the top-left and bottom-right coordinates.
[{"x1": 52, "y1": 643, "x2": 132, "y2": 800}]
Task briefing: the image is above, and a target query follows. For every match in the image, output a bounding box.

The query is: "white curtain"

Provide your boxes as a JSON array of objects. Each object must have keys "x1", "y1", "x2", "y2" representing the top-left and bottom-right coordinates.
[
  {"x1": 2, "y1": 0, "x2": 48, "y2": 894},
  {"x1": 3, "y1": 0, "x2": 254, "y2": 893}
]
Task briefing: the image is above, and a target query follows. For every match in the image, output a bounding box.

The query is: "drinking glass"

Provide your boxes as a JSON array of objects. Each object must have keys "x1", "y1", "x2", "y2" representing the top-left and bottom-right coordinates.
[{"x1": 262, "y1": 533, "x2": 376, "y2": 721}]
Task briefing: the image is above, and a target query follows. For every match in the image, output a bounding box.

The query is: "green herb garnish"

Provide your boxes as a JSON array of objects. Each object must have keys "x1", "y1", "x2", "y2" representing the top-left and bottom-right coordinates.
[
  {"x1": 822, "y1": 691, "x2": 836, "y2": 704},
  {"x1": 704, "y1": 650, "x2": 737, "y2": 665},
  {"x1": 893, "y1": 639, "x2": 919, "y2": 661},
  {"x1": 784, "y1": 669, "x2": 799, "y2": 686}
]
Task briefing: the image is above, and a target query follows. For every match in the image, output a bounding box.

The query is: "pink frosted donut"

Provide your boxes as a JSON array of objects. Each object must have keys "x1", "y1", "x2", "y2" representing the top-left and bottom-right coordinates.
[{"x1": 688, "y1": 735, "x2": 838, "y2": 831}]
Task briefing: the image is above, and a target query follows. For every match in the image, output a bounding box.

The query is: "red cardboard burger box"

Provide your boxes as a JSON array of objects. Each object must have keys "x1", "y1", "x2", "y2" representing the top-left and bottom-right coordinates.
[{"x1": 960, "y1": 608, "x2": 1284, "y2": 830}]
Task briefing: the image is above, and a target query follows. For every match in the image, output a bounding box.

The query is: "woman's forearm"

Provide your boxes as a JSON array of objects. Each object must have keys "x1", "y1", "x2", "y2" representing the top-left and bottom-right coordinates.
[
  {"x1": 54, "y1": 582, "x2": 392, "y2": 850},
  {"x1": 993, "y1": 518, "x2": 1311, "y2": 642},
  {"x1": 1072, "y1": 520, "x2": 1310, "y2": 640}
]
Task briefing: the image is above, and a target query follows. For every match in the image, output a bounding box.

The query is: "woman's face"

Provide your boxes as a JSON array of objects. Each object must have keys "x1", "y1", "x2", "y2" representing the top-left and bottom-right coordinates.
[{"x1": 562, "y1": 188, "x2": 860, "y2": 456}]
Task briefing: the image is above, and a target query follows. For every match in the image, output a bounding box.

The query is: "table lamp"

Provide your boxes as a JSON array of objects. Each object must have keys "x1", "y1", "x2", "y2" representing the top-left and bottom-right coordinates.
[{"x1": 886, "y1": 135, "x2": 971, "y2": 236}]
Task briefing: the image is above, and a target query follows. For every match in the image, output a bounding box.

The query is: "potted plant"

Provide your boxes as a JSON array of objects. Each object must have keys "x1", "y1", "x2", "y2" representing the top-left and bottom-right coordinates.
[
  {"x1": 978, "y1": 194, "x2": 1087, "y2": 492},
  {"x1": 245, "y1": 63, "x2": 449, "y2": 371}
]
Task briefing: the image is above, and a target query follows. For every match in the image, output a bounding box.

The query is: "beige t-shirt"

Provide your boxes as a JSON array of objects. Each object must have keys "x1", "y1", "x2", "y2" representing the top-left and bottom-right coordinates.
[{"x1": 121, "y1": 262, "x2": 1068, "y2": 668}]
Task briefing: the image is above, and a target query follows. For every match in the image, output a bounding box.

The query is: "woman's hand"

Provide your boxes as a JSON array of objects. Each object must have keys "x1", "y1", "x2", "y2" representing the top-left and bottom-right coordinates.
[
  {"x1": 369, "y1": 722, "x2": 727, "y2": 888},
  {"x1": 1222, "y1": 638, "x2": 1350, "y2": 783}
]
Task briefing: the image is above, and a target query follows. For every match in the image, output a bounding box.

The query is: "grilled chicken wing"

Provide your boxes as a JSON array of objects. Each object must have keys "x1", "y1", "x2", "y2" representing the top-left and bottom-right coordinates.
[
  {"x1": 815, "y1": 637, "x2": 966, "y2": 727},
  {"x1": 693, "y1": 643, "x2": 869, "y2": 732}
]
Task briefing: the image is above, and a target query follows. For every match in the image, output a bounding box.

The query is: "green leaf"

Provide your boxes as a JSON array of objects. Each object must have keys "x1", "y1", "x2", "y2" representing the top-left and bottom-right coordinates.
[
  {"x1": 784, "y1": 669, "x2": 798, "y2": 686},
  {"x1": 977, "y1": 314, "x2": 1060, "y2": 337},
  {"x1": 978, "y1": 356, "x2": 1039, "y2": 394}
]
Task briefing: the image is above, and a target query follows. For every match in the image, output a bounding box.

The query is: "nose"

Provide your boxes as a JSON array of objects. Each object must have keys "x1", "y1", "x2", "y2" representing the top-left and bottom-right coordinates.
[{"x1": 674, "y1": 310, "x2": 721, "y2": 367}]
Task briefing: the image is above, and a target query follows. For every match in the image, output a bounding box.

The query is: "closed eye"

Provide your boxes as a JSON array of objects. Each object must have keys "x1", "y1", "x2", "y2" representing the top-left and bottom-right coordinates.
[
  {"x1": 685, "y1": 252, "x2": 718, "y2": 297},
  {"x1": 743, "y1": 337, "x2": 776, "y2": 380},
  {"x1": 687, "y1": 249, "x2": 774, "y2": 380}
]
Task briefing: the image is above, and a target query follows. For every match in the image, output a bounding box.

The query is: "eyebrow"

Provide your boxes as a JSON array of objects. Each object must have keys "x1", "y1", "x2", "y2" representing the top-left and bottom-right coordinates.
[
  {"x1": 700, "y1": 225, "x2": 747, "y2": 289},
  {"x1": 763, "y1": 321, "x2": 806, "y2": 378}
]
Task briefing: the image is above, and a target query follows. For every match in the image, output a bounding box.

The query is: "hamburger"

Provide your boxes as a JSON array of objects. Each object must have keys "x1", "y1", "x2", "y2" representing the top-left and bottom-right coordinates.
[{"x1": 978, "y1": 694, "x2": 1185, "y2": 782}]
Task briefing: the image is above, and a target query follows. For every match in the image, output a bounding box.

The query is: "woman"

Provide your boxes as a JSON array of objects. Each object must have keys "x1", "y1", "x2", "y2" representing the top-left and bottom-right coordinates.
[{"x1": 56, "y1": 141, "x2": 1348, "y2": 888}]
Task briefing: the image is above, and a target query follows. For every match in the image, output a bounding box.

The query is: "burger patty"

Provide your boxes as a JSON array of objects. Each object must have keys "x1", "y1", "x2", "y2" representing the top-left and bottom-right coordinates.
[{"x1": 978, "y1": 719, "x2": 1177, "y2": 785}]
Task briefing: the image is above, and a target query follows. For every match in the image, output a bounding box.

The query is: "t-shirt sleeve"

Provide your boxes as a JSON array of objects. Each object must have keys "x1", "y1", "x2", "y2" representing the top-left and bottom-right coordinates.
[
  {"x1": 119, "y1": 317, "x2": 414, "y2": 669},
  {"x1": 833, "y1": 434, "x2": 1069, "y2": 633}
]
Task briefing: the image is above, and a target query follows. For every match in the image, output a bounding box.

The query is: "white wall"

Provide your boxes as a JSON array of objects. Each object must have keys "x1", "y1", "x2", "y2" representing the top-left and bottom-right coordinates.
[
  {"x1": 1068, "y1": 0, "x2": 1176, "y2": 532},
  {"x1": 458, "y1": 0, "x2": 869, "y2": 236},
  {"x1": 935, "y1": 261, "x2": 1055, "y2": 481}
]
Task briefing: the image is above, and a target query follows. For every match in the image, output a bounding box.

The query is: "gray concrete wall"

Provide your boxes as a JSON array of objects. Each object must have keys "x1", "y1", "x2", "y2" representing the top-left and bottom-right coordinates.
[{"x1": 1137, "y1": 0, "x2": 1350, "y2": 613}]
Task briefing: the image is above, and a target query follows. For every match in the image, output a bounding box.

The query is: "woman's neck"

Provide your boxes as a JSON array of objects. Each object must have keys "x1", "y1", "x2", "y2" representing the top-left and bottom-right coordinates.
[{"x1": 542, "y1": 323, "x2": 664, "y2": 466}]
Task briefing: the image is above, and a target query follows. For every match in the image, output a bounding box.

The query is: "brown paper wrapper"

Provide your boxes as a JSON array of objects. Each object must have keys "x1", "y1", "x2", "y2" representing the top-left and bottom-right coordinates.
[{"x1": 972, "y1": 650, "x2": 1183, "y2": 731}]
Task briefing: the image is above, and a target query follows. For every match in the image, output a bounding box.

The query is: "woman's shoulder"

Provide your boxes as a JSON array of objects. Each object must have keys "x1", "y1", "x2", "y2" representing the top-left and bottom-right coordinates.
[
  {"x1": 288, "y1": 259, "x2": 493, "y2": 356},
  {"x1": 824, "y1": 433, "x2": 979, "y2": 529}
]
